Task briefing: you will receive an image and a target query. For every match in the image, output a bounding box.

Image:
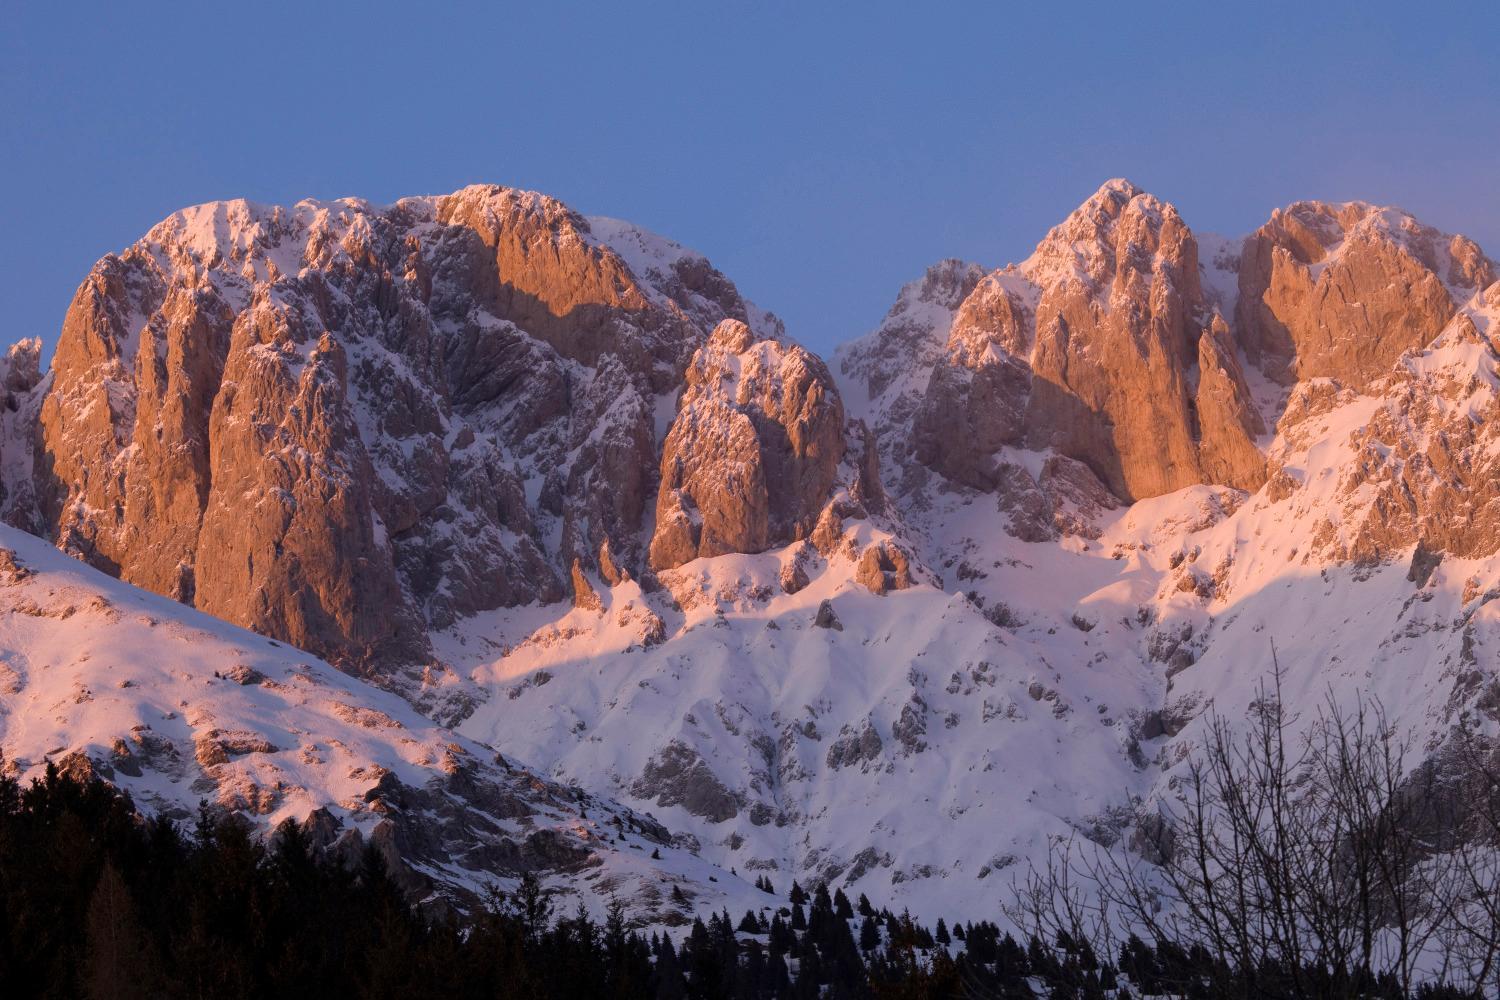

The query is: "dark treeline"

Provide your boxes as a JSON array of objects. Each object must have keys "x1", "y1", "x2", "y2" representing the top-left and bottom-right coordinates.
[{"x1": 0, "y1": 758, "x2": 1489, "y2": 999}]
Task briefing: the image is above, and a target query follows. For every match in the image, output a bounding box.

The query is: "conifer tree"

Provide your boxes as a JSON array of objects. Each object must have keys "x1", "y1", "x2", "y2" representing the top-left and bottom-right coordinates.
[{"x1": 84, "y1": 860, "x2": 152, "y2": 1000}]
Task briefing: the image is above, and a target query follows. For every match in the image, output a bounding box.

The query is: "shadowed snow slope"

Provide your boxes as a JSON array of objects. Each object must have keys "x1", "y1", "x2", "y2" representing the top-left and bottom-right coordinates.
[{"x1": 0, "y1": 524, "x2": 766, "y2": 925}]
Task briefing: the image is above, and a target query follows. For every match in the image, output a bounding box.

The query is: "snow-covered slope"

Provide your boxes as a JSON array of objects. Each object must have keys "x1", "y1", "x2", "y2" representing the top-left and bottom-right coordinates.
[
  {"x1": 5, "y1": 177, "x2": 1498, "y2": 934},
  {"x1": 0, "y1": 523, "x2": 767, "y2": 925},
  {"x1": 445, "y1": 192, "x2": 1500, "y2": 925},
  {"x1": 451, "y1": 527, "x2": 1160, "y2": 921},
  {"x1": 448, "y1": 436, "x2": 1498, "y2": 926}
]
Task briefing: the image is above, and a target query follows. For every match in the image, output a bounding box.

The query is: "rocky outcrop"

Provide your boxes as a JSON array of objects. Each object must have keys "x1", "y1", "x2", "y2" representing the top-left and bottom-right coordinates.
[
  {"x1": 947, "y1": 272, "x2": 1034, "y2": 364},
  {"x1": 27, "y1": 187, "x2": 765, "y2": 673},
  {"x1": 0, "y1": 339, "x2": 44, "y2": 529},
  {"x1": 650, "y1": 320, "x2": 845, "y2": 571},
  {"x1": 1237, "y1": 200, "x2": 1494, "y2": 388},
  {"x1": 1194, "y1": 316, "x2": 1267, "y2": 490},
  {"x1": 848, "y1": 181, "x2": 1275, "y2": 511},
  {"x1": 630, "y1": 740, "x2": 743, "y2": 823},
  {"x1": 854, "y1": 541, "x2": 914, "y2": 595},
  {"x1": 570, "y1": 558, "x2": 603, "y2": 611},
  {"x1": 912, "y1": 353, "x2": 1030, "y2": 491},
  {"x1": 1292, "y1": 290, "x2": 1500, "y2": 563},
  {"x1": 1020, "y1": 180, "x2": 1243, "y2": 500}
]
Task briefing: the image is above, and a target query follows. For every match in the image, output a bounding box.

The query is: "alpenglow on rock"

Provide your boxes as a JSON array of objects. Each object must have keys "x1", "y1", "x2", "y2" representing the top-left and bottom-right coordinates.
[
  {"x1": 2, "y1": 176, "x2": 1500, "y2": 930},
  {"x1": 1236, "y1": 200, "x2": 1495, "y2": 388},
  {"x1": 842, "y1": 180, "x2": 1496, "y2": 521},
  {"x1": 650, "y1": 319, "x2": 845, "y2": 571},
  {"x1": 14, "y1": 186, "x2": 845, "y2": 676}
]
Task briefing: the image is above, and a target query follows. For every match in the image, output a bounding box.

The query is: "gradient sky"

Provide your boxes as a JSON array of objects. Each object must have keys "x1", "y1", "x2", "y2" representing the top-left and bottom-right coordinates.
[{"x1": 3, "y1": 1, "x2": 1495, "y2": 359}]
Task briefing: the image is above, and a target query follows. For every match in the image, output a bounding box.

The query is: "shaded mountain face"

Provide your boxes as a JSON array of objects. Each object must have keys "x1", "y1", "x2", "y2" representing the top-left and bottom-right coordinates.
[
  {"x1": 0, "y1": 524, "x2": 764, "y2": 924},
  {"x1": 4, "y1": 179, "x2": 1500, "y2": 925}
]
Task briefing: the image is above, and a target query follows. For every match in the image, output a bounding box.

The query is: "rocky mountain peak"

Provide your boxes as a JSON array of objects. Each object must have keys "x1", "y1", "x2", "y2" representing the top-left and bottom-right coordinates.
[
  {"x1": 15, "y1": 184, "x2": 813, "y2": 678},
  {"x1": 650, "y1": 319, "x2": 846, "y2": 571},
  {"x1": 894, "y1": 180, "x2": 1255, "y2": 507},
  {"x1": 1237, "y1": 198, "x2": 1495, "y2": 387},
  {"x1": 3, "y1": 177, "x2": 1500, "y2": 934},
  {"x1": 1021, "y1": 178, "x2": 1198, "y2": 304}
]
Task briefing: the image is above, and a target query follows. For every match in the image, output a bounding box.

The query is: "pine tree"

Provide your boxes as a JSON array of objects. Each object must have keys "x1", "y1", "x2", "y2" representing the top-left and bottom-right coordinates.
[
  {"x1": 935, "y1": 917, "x2": 951, "y2": 946},
  {"x1": 812, "y1": 882, "x2": 833, "y2": 915},
  {"x1": 832, "y1": 887, "x2": 853, "y2": 920},
  {"x1": 84, "y1": 860, "x2": 152, "y2": 1000},
  {"x1": 510, "y1": 871, "x2": 552, "y2": 943},
  {"x1": 789, "y1": 880, "x2": 807, "y2": 906},
  {"x1": 859, "y1": 915, "x2": 880, "y2": 952}
]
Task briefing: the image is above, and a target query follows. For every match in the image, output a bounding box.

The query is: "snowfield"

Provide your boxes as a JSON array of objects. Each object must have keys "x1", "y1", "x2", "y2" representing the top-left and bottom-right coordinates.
[{"x1": 0, "y1": 524, "x2": 770, "y2": 926}]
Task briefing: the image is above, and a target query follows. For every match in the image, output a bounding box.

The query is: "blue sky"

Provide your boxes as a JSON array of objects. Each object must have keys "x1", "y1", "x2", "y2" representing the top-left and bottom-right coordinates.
[{"x1": 3, "y1": 1, "x2": 1495, "y2": 358}]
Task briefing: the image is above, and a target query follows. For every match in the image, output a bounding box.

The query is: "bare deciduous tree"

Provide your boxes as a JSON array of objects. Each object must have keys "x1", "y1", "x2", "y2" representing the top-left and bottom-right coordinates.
[{"x1": 1009, "y1": 656, "x2": 1500, "y2": 998}]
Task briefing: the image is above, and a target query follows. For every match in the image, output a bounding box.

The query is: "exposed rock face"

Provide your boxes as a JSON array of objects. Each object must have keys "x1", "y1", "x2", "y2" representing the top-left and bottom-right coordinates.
[
  {"x1": 1286, "y1": 291, "x2": 1500, "y2": 563},
  {"x1": 0, "y1": 339, "x2": 44, "y2": 529},
  {"x1": 1194, "y1": 316, "x2": 1267, "y2": 490},
  {"x1": 1237, "y1": 200, "x2": 1495, "y2": 388},
  {"x1": 845, "y1": 182, "x2": 1274, "y2": 511},
  {"x1": 948, "y1": 272, "x2": 1034, "y2": 364},
  {"x1": 912, "y1": 353, "x2": 1030, "y2": 491},
  {"x1": 26, "y1": 188, "x2": 773, "y2": 672},
  {"x1": 994, "y1": 455, "x2": 1121, "y2": 542},
  {"x1": 854, "y1": 541, "x2": 914, "y2": 595},
  {"x1": 848, "y1": 182, "x2": 1494, "y2": 528},
  {"x1": 650, "y1": 320, "x2": 845, "y2": 571},
  {"x1": 569, "y1": 558, "x2": 603, "y2": 612},
  {"x1": 630, "y1": 740, "x2": 743, "y2": 823},
  {"x1": 1021, "y1": 181, "x2": 1212, "y2": 499}
]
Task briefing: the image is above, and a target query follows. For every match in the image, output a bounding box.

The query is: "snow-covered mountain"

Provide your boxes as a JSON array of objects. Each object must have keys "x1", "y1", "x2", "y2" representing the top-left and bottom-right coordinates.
[
  {"x1": 0, "y1": 522, "x2": 766, "y2": 924},
  {"x1": 2, "y1": 179, "x2": 1497, "y2": 926}
]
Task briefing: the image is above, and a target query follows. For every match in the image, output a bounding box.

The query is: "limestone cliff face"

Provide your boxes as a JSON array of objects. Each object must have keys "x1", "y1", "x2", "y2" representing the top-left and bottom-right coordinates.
[
  {"x1": 1194, "y1": 316, "x2": 1267, "y2": 491},
  {"x1": 1276, "y1": 283, "x2": 1500, "y2": 564},
  {"x1": 843, "y1": 180, "x2": 1494, "y2": 557},
  {"x1": 1021, "y1": 180, "x2": 1227, "y2": 500},
  {"x1": 650, "y1": 320, "x2": 845, "y2": 571},
  {"x1": 849, "y1": 179, "x2": 1269, "y2": 524},
  {"x1": 0, "y1": 339, "x2": 44, "y2": 530},
  {"x1": 18, "y1": 177, "x2": 1499, "y2": 681},
  {"x1": 27, "y1": 187, "x2": 777, "y2": 672},
  {"x1": 912, "y1": 353, "x2": 1030, "y2": 491},
  {"x1": 1237, "y1": 200, "x2": 1495, "y2": 388}
]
